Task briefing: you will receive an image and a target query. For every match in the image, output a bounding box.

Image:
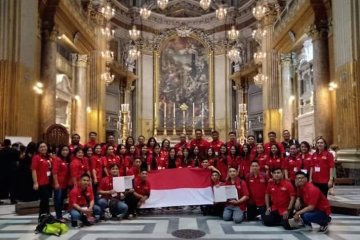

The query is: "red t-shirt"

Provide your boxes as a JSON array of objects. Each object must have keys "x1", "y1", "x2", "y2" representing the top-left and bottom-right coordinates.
[
  {"x1": 101, "y1": 144, "x2": 118, "y2": 155},
  {"x1": 85, "y1": 141, "x2": 97, "y2": 149},
  {"x1": 210, "y1": 140, "x2": 224, "y2": 155},
  {"x1": 127, "y1": 166, "x2": 139, "y2": 177},
  {"x1": 102, "y1": 155, "x2": 121, "y2": 174},
  {"x1": 312, "y1": 150, "x2": 335, "y2": 184},
  {"x1": 228, "y1": 155, "x2": 239, "y2": 169},
  {"x1": 134, "y1": 178, "x2": 151, "y2": 197},
  {"x1": 225, "y1": 178, "x2": 249, "y2": 211},
  {"x1": 239, "y1": 155, "x2": 251, "y2": 178},
  {"x1": 174, "y1": 141, "x2": 189, "y2": 153},
  {"x1": 98, "y1": 176, "x2": 121, "y2": 199},
  {"x1": 264, "y1": 142, "x2": 285, "y2": 155},
  {"x1": 283, "y1": 155, "x2": 302, "y2": 181},
  {"x1": 267, "y1": 156, "x2": 284, "y2": 171},
  {"x1": 246, "y1": 173, "x2": 268, "y2": 206},
  {"x1": 249, "y1": 144, "x2": 257, "y2": 161},
  {"x1": 52, "y1": 157, "x2": 69, "y2": 189},
  {"x1": 297, "y1": 153, "x2": 313, "y2": 175},
  {"x1": 297, "y1": 182, "x2": 331, "y2": 215},
  {"x1": 215, "y1": 156, "x2": 228, "y2": 182},
  {"x1": 68, "y1": 185, "x2": 94, "y2": 210},
  {"x1": 69, "y1": 144, "x2": 84, "y2": 153},
  {"x1": 90, "y1": 155, "x2": 103, "y2": 181},
  {"x1": 189, "y1": 139, "x2": 210, "y2": 155},
  {"x1": 266, "y1": 179, "x2": 295, "y2": 215},
  {"x1": 255, "y1": 153, "x2": 268, "y2": 173},
  {"x1": 31, "y1": 154, "x2": 51, "y2": 186},
  {"x1": 70, "y1": 158, "x2": 89, "y2": 184}
]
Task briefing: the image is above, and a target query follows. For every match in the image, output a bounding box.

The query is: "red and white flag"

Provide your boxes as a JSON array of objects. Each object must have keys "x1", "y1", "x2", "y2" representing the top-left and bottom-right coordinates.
[{"x1": 141, "y1": 168, "x2": 214, "y2": 208}]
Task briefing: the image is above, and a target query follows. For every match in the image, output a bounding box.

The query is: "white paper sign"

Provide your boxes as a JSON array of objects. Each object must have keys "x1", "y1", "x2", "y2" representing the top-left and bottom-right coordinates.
[
  {"x1": 213, "y1": 185, "x2": 238, "y2": 202},
  {"x1": 113, "y1": 177, "x2": 125, "y2": 192},
  {"x1": 124, "y1": 175, "x2": 134, "y2": 189}
]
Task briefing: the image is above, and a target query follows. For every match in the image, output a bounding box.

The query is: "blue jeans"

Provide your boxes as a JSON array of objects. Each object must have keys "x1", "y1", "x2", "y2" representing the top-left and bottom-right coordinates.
[
  {"x1": 53, "y1": 188, "x2": 66, "y2": 219},
  {"x1": 70, "y1": 205, "x2": 102, "y2": 221},
  {"x1": 98, "y1": 198, "x2": 128, "y2": 218},
  {"x1": 223, "y1": 205, "x2": 244, "y2": 223},
  {"x1": 302, "y1": 210, "x2": 329, "y2": 227}
]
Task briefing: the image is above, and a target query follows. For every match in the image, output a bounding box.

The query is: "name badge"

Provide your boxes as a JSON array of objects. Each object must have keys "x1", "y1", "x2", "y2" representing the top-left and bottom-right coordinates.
[
  {"x1": 293, "y1": 167, "x2": 298, "y2": 172},
  {"x1": 47, "y1": 171, "x2": 51, "y2": 177},
  {"x1": 301, "y1": 169, "x2": 308, "y2": 174},
  {"x1": 315, "y1": 167, "x2": 321, "y2": 172},
  {"x1": 111, "y1": 193, "x2": 117, "y2": 197}
]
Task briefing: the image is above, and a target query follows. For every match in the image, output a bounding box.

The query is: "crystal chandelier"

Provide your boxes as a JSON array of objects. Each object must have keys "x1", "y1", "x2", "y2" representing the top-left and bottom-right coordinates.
[
  {"x1": 252, "y1": 28, "x2": 267, "y2": 43},
  {"x1": 102, "y1": 67, "x2": 115, "y2": 85},
  {"x1": 252, "y1": 2, "x2": 268, "y2": 20},
  {"x1": 216, "y1": 7, "x2": 227, "y2": 20},
  {"x1": 101, "y1": 50, "x2": 114, "y2": 63},
  {"x1": 129, "y1": 25, "x2": 140, "y2": 41},
  {"x1": 227, "y1": 47, "x2": 240, "y2": 63},
  {"x1": 101, "y1": 27, "x2": 115, "y2": 40},
  {"x1": 253, "y1": 51, "x2": 266, "y2": 64},
  {"x1": 200, "y1": 0, "x2": 211, "y2": 11},
  {"x1": 101, "y1": 2, "x2": 115, "y2": 21},
  {"x1": 253, "y1": 73, "x2": 268, "y2": 87},
  {"x1": 128, "y1": 46, "x2": 140, "y2": 62},
  {"x1": 157, "y1": 0, "x2": 168, "y2": 10},
  {"x1": 140, "y1": 7, "x2": 151, "y2": 19},
  {"x1": 227, "y1": 26, "x2": 239, "y2": 41}
]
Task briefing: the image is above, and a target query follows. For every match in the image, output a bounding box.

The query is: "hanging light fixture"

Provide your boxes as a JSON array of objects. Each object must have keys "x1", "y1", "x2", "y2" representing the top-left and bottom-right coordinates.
[
  {"x1": 128, "y1": 45, "x2": 140, "y2": 63},
  {"x1": 253, "y1": 73, "x2": 268, "y2": 88},
  {"x1": 227, "y1": 47, "x2": 240, "y2": 63},
  {"x1": 227, "y1": 26, "x2": 239, "y2": 41},
  {"x1": 252, "y1": 1, "x2": 268, "y2": 20},
  {"x1": 101, "y1": 26, "x2": 115, "y2": 40},
  {"x1": 102, "y1": 67, "x2": 115, "y2": 85},
  {"x1": 216, "y1": 7, "x2": 227, "y2": 20},
  {"x1": 101, "y1": 50, "x2": 114, "y2": 63},
  {"x1": 128, "y1": 25, "x2": 140, "y2": 41},
  {"x1": 101, "y1": 1, "x2": 115, "y2": 20},
  {"x1": 200, "y1": 0, "x2": 211, "y2": 11},
  {"x1": 252, "y1": 27, "x2": 267, "y2": 43},
  {"x1": 253, "y1": 51, "x2": 266, "y2": 64},
  {"x1": 140, "y1": 7, "x2": 151, "y2": 19},
  {"x1": 157, "y1": 0, "x2": 169, "y2": 10}
]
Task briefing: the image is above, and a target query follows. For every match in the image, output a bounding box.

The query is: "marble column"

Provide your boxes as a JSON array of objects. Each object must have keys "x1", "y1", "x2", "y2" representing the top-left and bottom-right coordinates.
[
  {"x1": 40, "y1": 29, "x2": 57, "y2": 135},
  {"x1": 309, "y1": 24, "x2": 332, "y2": 143},
  {"x1": 281, "y1": 54, "x2": 293, "y2": 133},
  {"x1": 72, "y1": 54, "x2": 88, "y2": 139}
]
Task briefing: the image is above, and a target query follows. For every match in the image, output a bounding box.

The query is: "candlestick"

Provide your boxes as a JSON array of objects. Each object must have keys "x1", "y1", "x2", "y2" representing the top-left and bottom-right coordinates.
[
  {"x1": 163, "y1": 102, "x2": 167, "y2": 136},
  {"x1": 201, "y1": 103, "x2": 204, "y2": 134},
  {"x1": 173, "y1": 103, "x2": 176, "y2": 136},
  {"x1": 164, "y1": 102, "x2": 167, "y2": 119},
  {"x1": 211, "y1": 102, "x2": 214, "y2": 117},
  {"x1": 192, "y1": 102, "x2": 195, "y2": 119},
  {"x1": 173, "y1": 103, "x2": 176, "y2": 119}
]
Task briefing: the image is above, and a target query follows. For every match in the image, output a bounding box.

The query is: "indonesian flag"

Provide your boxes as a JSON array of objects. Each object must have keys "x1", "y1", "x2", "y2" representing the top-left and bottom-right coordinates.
[{"x1": 141, "y1": 168, "x2": 214, "y2": 208}]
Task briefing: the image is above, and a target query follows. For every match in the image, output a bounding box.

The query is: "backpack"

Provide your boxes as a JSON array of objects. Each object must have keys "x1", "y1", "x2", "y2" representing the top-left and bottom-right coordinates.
[{"x1": 35, "y1": 214, "x2": 68, "y2": 236}]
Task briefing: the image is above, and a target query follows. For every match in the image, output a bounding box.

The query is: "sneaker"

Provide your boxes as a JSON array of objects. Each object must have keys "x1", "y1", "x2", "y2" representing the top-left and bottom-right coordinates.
[
  {"x1": 128, "y1": 214, "x2": 134, "y2": 220},
  {"x1": 71, "y1": 221, "x2": 78, "y2": 228},
  {"x1": 318, "y1": 225, "x2": 328, "y2": 233}
]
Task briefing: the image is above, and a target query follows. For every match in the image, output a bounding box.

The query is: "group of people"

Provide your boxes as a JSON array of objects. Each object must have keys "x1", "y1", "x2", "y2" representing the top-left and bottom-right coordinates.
[{"x1": 0, "y1": 129, "x2": 335, "y2": 232}]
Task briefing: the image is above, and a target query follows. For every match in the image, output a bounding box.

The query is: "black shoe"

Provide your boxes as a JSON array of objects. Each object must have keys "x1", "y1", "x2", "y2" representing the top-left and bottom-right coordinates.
[
  {"x1": 318, "y1": 225, "x2": 328, "y2": 233},
  {"x1": 71, "y1": 221, "x2": 78, "y2": 228}
]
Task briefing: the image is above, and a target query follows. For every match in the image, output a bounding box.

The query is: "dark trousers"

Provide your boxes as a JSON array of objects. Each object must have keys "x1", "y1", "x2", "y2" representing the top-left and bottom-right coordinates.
[
  {"x1": 92, "y1": 183, "x2": 99, "y2": 203},
  {"x1": 201, "y1": 203, "x2": 225, "y2": 217},
  {"x1": 53, "y1": 188, "x2": 66, "y2": 219},
  {"x1": 38, "y1": 185, "x2": 50, "y2": 217},
  {"x1": 247, "y1": 204, "x2": 266, "y2": 221},
  {"x1": 262, "y1": 210, "x2": 292, "y2": 229},
  {"x1": 302, "y1": 210, "x2": 330, "y2": 227},
  {"x1": 125, "y1": 194, "x2": 140, "y2": 215},
  {"x1": 313, "y1": 182, "x2": 329, "y2": 197}
]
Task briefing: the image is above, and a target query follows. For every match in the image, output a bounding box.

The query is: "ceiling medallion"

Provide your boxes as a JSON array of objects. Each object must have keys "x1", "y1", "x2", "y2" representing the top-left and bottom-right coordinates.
[
  {"x1": 200, "y1": 0, "x2": 211, "y2": 11},
  {"x1": 157, "y1": 0, "x2": 169, "y2": 10},
  {"x1": 216, "y1": 7, "x2": 227, "y2": 20}
]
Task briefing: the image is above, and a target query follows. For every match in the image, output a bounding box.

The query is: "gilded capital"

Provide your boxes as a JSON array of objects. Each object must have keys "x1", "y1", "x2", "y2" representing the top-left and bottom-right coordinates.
[
  {"x1": 306, "y1": 23, "x2": 329, "y2": 40},
  {"x1": 71, "y1": 54, "x2": 88, "y2": 67},
  {"x1": 280, "y1": 53, "x2": 292, "y2": 66}
]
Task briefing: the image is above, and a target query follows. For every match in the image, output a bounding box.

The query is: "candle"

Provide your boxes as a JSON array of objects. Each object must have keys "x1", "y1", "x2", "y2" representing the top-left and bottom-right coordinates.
[
  {"x1": 192, "y1": 102, "x2": 195, "y2": 119},
  {"x1": 211, "y1": 102, "x2": 214, "y2": 117},
  {"x1": 201, "y1": 103, "x2": 204, "y2": 117},
  {"x1": 164, "y1": 102, "x2": 167, "y2": 118},
  {"x1": 173, "y1": 103, "x2": 176, "y2": 119},
  {"x1": 154, "y1": 103, "x2": 157, "y2": 118}
]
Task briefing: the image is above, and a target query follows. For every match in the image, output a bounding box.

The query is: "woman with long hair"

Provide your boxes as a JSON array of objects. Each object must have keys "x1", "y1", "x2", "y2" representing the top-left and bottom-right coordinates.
[
  {"x1": 181, "y1": 147, "x2": 193, "y2": 168},
  {"x1": 191, "y1": 146, "x2": 202, "y2": 168},
  {"x1": 102, "y1": 145, "x2": 123, "y2": 176},
  {"x1": 90, "y1": 144, "x2": 103, "y2": 200},
  {"x1": 297, "y1": 141, "x2": 313, "y2": 181},
  {"x1": 215, "y1": 144, "x2": 228, "y2": 182},
  {"x1": 160, "y1": 139, "x2": 171, "y2": 159},
  {"x1": 228, "y1": 145, "x2": 240, "y2": 170},
  {"x1": 149, "y1": 143, "x2": 161, "y2": 170},
  {"x1": 267, "y1": 144, "x2": 284, "y2": 173},
  {"x1": 146, "y1": 137, "x2": 157, "y2": 156},
  {"x1": 239, "y1": 144, "x2": 251, "y2": 178},
  {"x1": 70, "y1": 148, "x2": 90, "y2": 186},
  {"x1": 254, "y1": 144, "x2": 268, "y2": 174},
  {"x1": 124, "y1": 145, "x2": 136, "y2": 168},
  {"x1": 167, "y1": 147, "x2": 180, "y2": 169},
  {"x1": 205, "y1": 147, "x2": 217, "y2": 166}
]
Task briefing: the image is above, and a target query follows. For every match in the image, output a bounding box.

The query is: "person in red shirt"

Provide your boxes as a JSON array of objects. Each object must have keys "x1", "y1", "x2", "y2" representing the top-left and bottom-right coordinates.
[
  {"x1": 222, "y1": 167, "x2": 249, "y2": 223},
  {"x1": 148, "y1": 144, "x2": 165, "y2": 170},
  {"x1": 167, "y1": 147, "x2": 181, "y2": 169},
  {"x1": 247, "y1": 135, "x2": 257, "y2": 161},
  {"x1": 284, "y1": 144, "x2": 302, "y2": 185},
  {"x1": 180, "y1": 147, "x2": 193, "y2": 168},
  {"x1": 125, "y1": 167, "x2": 151, "y2": 218},
  {"x1": 267, "y1": 144, "x2": 284, "y2": 173},
  {"x1": 52, "y1": 145, "x2": 70, "y2": 220},
  {"x1": 117, "y1": 144, "x2": 127, "y2": 165},
  {"x1": 293, "y1": 171, "x2": 332, "y2": 232},
  {"x1": 102, "y1": 145, "x2": 123, "y2": 176},
  {"x1": 215, "y1": 144, "x2": 229, "y2": 182},
  {"x1": 69, "y1": 173, "x2": 101, "y2": 227},
  {"x1": 263, "y1": 168, "x2": 295, "y2": 229},
  {"x1": 226, "y1": 131, "x2": 241, "y2": 153},
  {"x1": 69, "y1": 134, "x2": 84, "y2": 153},
  {"x1": 101, "y1": 135, "x2": 118, "y2": 155},
  {"x1": 85, "y1": 132, "x2": 98, "y2": 149},
  {"x1": 311, "y1": 137, "x2": 335, "y2": 197},
  {"x1": 205, "y1": 147, "x2": 217, "y2": 166},
  {"x1": 70, "y1": 148, "x2": 91, "y2": 186},
  {"x1": 254, "y1": 143, "x2": 268, "y2": 174},
  {"x1": 139, "y1": 145, "x2": 151, "y2": 169},
  {"x1": 90, "y1": 144, "x2": 103, "y2": 199},
  {"x1": 160, "y1": 139, "x2": 170, "y2": 159},
  {"x1": 228, "y1": 145, "x2": 239, "y2": 170},
  {"x1": 298, "y1": 141, "x2": 313, "y2": 181},
  {"x1": 264, "y1": 131, "x2": 285, "y2": 156},
  {"x1": 246, "y1": 160, "x2": 268, "y2": 221},
  {"x1": 210, "y1": 131, "x2": 224, "y2": 156},
  {"x1": 191, "y1": 145, "x2": 203, "y2": 168},
  {"x1": 31, "y1": 141, "x2": 52, "y2": 219},
  {"x1": 146, "y1": 137, "x2": 157, "y2": 156},
  {"x1": 97, "y1": 164, "x2": 128, "y2": 220},
  {"x1": 174, "y1": 134, "x2": 189, "y2": 153},
  {"x1": 239, "y1": 144, "x2": 251, "y2": 178},
  {"x1": 127, "y1": 157, "x2": 142, "y2": 176},
  {"x1": 125, "y1": 136, "x2": 135, "y2": 152},
  {"x1": 124, "y1": 145, "x2": 136, "y2": 168},
  {"x1": 135, "y1": 135, "x2": 146, "y2": 156},
  {"x1": 189, "y1": 129, "x2": 210, "y2": 155}
]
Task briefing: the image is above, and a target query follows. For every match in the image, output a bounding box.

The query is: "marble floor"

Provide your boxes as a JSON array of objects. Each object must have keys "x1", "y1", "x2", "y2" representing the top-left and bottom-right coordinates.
[{"x1": 0, "y1": 205, "x2": 360, "y2": 240}]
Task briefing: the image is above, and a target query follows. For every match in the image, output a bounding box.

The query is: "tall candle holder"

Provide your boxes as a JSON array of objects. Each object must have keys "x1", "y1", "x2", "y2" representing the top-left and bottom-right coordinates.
[
  {"x1": 121, "y1": 103, "x2": 130, "y2": 143},
  {"x1": 163, "y1": 102, "x2": 167, "y2": 136},
  {"x1": 180, "y1": 103, "x2": 188, "y2": 134},
  {"x1": 173, "y1": 103, "x2": 177, "y2": 136},
  {"x1": 201, "y1": 103, "x2": 204, "y2": 135},
  {"x1": 154, "y1": 103, "x2": 158, "y2": 136}
]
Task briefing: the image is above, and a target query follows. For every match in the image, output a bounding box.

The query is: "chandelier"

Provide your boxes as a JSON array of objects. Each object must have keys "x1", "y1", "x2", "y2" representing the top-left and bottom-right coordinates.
[
  {"x1": 216, "y1": 7, "x2": 227, "y2": 20},
  {"x1": 128, "y1": 46, "x2": 140, "y2": 63},
  {"x1": 227, "y1": 47, "x2": 240, "y2": 63},
  {"x1": 101, "y1": 50, "x2": 114, "y2": 63},
  {"x1": 140, "y1": 7, "x2": 151, "y2": 19},
  {"x1": 200, "y1": 0, "x2": 211, "y2": 11},
  {"x1": 129, "y1": 25, "x2": 140, "y2": 41},
  {"x1": 254, "y1": 51, "x2": 266, "y2": 64},
  {"x1": 227, "y1": 26, "x2": 239, "y2": 41},
  {"x1": 101, "y1": 2, "x2": 115, "y2": 21},
  {"x1": 102, "y1": 67, "x2": 115, "y2": 85},
  {"x1": 101, "y1": 27, "x2": 115, "y2": 40},
  {"x1": 252, "y1": 28, "x2": 267, "y2": 43},
  {"x1": 157, "y1": 0, "x2": 168, "y2": 10},
  {"x1": 253, "y1": 73, "x2": 268, "y2": 87},
  {"x1": 252, "y1": 1, "x2": 268, "y2": 20}
]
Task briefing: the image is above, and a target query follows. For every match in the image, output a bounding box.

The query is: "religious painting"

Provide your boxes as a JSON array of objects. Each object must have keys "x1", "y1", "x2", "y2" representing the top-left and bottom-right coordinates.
[{"x1": 158, "y1": 37, "x2": 209, "y2": 130}]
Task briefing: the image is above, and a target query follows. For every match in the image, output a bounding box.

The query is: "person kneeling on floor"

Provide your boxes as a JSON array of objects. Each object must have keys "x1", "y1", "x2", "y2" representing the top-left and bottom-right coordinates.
[
  {"x1": 68, "y1": 173, "x2": 102, "y2": 227},
  {"x1": 98, "y1": 164, "x2": 128, "y2": 220},
  {"x1": 291, "y1": 171, "x2": 331, "y2": 233}
]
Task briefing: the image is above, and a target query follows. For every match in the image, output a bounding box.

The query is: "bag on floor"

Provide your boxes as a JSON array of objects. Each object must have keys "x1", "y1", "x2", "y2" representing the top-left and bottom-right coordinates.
[{"x1": 35, "y1": 214, "x2": 68, "y2": 236}]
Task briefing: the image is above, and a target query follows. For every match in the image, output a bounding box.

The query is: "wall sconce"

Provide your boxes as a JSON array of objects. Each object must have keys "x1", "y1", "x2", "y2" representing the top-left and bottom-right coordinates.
[
  {"x1": 329, "y1": 82, "x2": 338, "y2": 91},
  {"x1": 33, "y1": 82, "x2": 43, "y2": 95},
  {"x1": 74, "y1": 95, "x2": 81, "y2": 101}
]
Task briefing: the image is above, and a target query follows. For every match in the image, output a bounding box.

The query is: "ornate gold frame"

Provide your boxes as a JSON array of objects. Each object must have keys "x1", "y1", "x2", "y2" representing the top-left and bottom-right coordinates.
[{"x1": 153, "y1": 33, "x2": 215, "y2": 132}]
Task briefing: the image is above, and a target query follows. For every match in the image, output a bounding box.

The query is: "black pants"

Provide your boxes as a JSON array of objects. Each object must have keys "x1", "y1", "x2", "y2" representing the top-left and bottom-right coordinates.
[
  {"x1": 247, "y1": 204, "x2": 266, "y2": 221},
  {"x1": 201, "y1": 203, "x2": 225, "y2": 217},
  {"x1": 125, "y1": 194, "x2": 140, "y2": 215},
  {"x1": 313, "y1": 182, "x2": 329, "y2": 197},
  {"x1": 262, "y1": 210, "x2": 292, "y2": 229},
  {"x1": 38, "y1": 185, "x2": 50, "y2": 217}
]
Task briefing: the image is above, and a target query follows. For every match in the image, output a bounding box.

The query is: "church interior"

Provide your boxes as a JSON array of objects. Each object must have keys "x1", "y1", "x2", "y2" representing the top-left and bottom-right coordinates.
[{"x1": 0, "y1": 0, "x2": 360, "y2": 239}]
